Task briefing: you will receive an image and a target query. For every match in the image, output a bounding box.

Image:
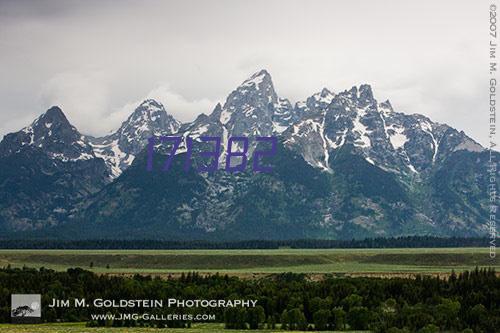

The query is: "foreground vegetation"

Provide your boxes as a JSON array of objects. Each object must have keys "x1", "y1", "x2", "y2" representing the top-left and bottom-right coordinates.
[
  {"x1": 0, "y1": 322, "x2": 367, "y2": 332},
  {"x1": 0, "y1": 267, "x2": 498, "y2": 332},
  {"x1": 0, "y1": 236, "x2": 489, "y2": 249},
  {"x1": 0, "y1": 248, "x2": 497, "y2": 275}
]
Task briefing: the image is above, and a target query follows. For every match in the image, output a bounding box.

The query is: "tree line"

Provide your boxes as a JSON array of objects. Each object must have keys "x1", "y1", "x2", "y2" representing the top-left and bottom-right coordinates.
[
  {"x1": 0, "y1": 236, "x2": 493, "y2": 249},
  {"x1": 0, "y1": 267, "x2": 498, "y2": 332}
]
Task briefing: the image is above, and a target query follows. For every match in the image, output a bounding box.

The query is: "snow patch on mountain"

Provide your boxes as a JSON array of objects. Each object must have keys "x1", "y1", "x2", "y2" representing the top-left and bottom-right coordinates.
[
  {"x1": 352, "y1": 109, "x2": 372, "y2": 148},
  {"x1": 419, "y1": 120, "x2": 439, "y2": 163},
  {"x1": 453, "y1": 139, "x2": 484, "y2": 153},
  {"x1": 387, "y1": 125, "x2": 407, "y2": 150}
]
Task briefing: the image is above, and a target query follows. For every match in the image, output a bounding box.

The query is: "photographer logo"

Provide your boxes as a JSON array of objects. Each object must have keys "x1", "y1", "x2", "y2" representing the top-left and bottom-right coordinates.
[{"x1": 11, "y1": 294, "x2": 41, "y2": 324}]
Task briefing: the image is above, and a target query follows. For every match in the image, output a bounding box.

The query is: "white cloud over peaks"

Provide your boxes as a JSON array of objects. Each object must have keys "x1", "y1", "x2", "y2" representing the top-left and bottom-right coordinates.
[
  {"x1": 102, "y1": 85, "x2": 220, "y2": 134},
  {"x1": 145, "y1": 85, "x2": 219, "y2": 123},
  {"x1": 39, "y1": 70, "x2": 111, "y2": 135},
  {"x1": 38, "y1": 71, "x2": 219, "y2": 136},
  {"x1": 0, "y1": 0, "x2": 487, "y2": 144}
]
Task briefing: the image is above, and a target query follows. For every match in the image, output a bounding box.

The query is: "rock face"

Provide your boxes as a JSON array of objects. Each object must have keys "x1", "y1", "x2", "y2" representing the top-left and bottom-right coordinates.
[{"x1": 0, "y1": 70, "x2": 495, "y2": 239}]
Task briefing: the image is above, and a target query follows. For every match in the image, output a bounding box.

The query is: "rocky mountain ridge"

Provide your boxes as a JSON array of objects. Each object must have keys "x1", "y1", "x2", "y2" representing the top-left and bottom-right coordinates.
[{"x1": 0, "y1": 70, "x2": 493, "y2": 239}]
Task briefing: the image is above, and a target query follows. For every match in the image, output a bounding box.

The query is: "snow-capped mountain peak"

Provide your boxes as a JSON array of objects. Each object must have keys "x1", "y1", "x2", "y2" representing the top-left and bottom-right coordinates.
[
  {"x1": 225, "y1": 69, "x2": 278, "y2": 108},
  {"x1": 358, "y1": 84, "x2": 374, "y2": 103},
  {"x1": 0, "y1": 106, "x2": 97, "y2": 163},
  {"x1": 214, "y1": 70, "x2": 279, "y2": 137},
  {"x1": 138, "y1": 98, "x2": 163, "y2": 111},
  {"x1": 128, "y1": 99, "x2": 166, "y2": 123},
  {"x1": 27, "y1": 106, "x2": 73, "y2": 139},
  {"x1": 378, "y1": 100, "x2": 394, "y2": 116},
  {"x1": 285, "y1": 83, "x2": 485, "y2": 175},
  {"x1": 89, "y1": 99, "x2": 181, "y2": 178},
  {"x1": 312, "y1": 88, "x2": 335, "y2": 105},
  {"x1": 119, "y1": 99, "x2": 180, "y2": 138},
  {"x1": 304, "y1": 88, "x2": 335, "y2": 111},
  {"x1": 241, "y1": 69, "x2": 272, "y2": 88}
]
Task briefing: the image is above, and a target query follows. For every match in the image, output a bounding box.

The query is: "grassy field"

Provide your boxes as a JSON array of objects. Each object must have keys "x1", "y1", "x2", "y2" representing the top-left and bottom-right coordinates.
[
  {"x1": 0, "y1": 247, "x2": 498, "y2": 276},
  {"x1": 0, "y1": 322, "x2": 369, "y2": 333}
]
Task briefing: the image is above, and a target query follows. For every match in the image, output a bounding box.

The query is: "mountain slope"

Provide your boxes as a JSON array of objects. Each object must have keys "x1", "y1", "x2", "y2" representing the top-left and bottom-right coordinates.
[
  {"x1": 69, "y1": 141, "x2": 337, "y2": 240},
  {"x1": 69, "y1": 139, "x2": 495, "y2": 239}
]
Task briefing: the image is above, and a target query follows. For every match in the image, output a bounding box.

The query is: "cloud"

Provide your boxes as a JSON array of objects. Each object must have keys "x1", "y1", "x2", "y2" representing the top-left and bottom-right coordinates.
[
  {"x1": 145, "y1": 85, "x2": 220, "y2": 122},
  {"x1": 103, "y1": 85, "x2": 220, "y2": 134},
  {"x1": 0, "y1": 0, "x2": 488, "y2": 145},
  {"x1": 38, "y1": 71, "x2": 220, "y2": 136},
  {"x1": 39, "y1": 70, "x2": 110, "y2": 136}
]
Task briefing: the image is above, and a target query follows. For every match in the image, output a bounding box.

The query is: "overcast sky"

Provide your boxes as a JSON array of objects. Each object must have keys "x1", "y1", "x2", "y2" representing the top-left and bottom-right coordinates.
[{"x1": 0, "y1": 0, "x2": 488, "y2": 144}]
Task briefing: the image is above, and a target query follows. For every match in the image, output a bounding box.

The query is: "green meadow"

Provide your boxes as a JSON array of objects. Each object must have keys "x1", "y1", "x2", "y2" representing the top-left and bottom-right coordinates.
[{"x1": 0, "y1": 248, "x2": 497, "y2": 275}]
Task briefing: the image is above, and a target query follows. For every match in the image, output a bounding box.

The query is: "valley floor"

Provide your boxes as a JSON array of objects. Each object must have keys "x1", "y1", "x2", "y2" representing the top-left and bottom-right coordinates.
[{"x1": 0, "y1": 247, "x2": 497, "y2": 277}]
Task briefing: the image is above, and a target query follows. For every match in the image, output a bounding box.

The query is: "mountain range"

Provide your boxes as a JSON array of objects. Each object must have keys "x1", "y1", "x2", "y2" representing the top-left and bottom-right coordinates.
[{"x1": 0, "y1": 70, "x2": 495, "y2": 240}]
